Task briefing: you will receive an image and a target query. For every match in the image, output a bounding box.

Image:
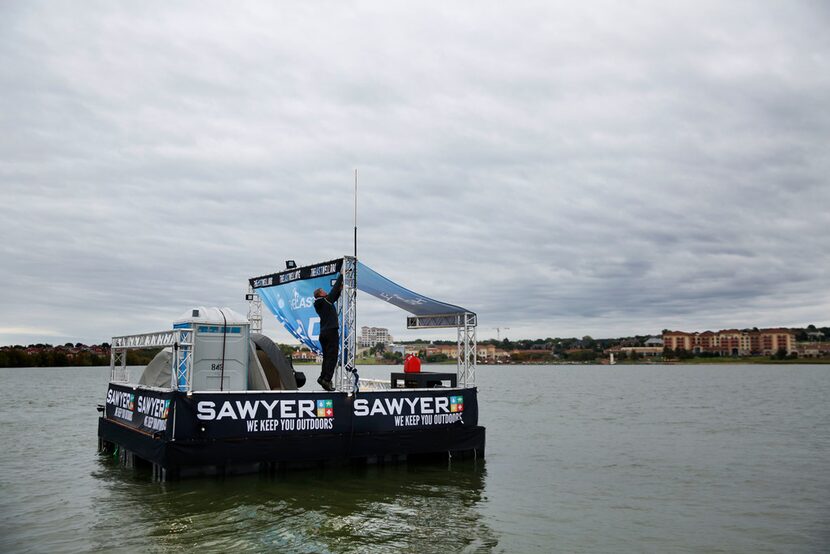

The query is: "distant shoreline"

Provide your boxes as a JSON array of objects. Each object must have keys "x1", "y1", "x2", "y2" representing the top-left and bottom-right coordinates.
[
  {"x1": 0, "y1": 358, "x2": 830, "y2": 371},
  {"x1": 292, "y1": 357, "x2": 830, "y2": 366}
]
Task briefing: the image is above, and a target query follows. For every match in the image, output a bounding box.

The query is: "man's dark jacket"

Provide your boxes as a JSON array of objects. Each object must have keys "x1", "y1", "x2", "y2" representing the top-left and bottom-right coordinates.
[{"x1": 314, "y1": 275, "x2": 343, "y2": 332}]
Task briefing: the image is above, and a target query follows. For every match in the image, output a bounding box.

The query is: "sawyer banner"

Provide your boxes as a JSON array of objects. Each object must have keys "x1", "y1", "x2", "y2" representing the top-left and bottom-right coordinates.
[
  {"x1": 250, "y1": 259, "x2": 343, "y2": 353},
  {"x1": 104, "y1": 383, "x2": 174, "y2": 436},
  {"x1": 173, "y1": 388, "x2": 479, "y2": 440}
]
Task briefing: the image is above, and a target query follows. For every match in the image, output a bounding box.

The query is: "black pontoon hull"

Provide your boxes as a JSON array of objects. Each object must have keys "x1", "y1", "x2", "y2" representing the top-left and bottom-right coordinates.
[{"x1": 98, "y1": 384, "x2": 485, "y2": 478}]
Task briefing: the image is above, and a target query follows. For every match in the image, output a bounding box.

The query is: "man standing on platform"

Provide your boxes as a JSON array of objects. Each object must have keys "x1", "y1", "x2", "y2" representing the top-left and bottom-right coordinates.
[{"x1": 313, "y1": 274, "x2": 343, "y2": 391}]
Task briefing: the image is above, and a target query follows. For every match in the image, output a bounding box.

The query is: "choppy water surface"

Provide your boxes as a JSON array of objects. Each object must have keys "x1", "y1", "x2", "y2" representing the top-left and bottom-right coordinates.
[{"x1": 1, "y1": 364, "x2": 828, "y2": 553}]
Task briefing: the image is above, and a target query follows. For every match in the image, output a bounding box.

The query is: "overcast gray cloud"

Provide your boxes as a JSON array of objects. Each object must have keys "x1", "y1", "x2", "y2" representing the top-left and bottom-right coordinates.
[{"x1": 1, "y1": 0, "x2": 828, "y2": 345}]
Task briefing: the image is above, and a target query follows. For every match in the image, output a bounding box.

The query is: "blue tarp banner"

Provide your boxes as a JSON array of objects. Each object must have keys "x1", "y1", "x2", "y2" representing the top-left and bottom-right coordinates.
[
  {"x1": 251, "y1": 260, "x2": 342, "y2": 353},
  {"x1": 355, "y1": 261, "x2": 468, "y2": 316}
]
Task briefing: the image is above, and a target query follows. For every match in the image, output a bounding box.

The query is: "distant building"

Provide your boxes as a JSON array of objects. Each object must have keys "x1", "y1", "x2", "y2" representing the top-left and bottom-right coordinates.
[
  {"x1": 626, "y1": 346, "x2": 662, "y2": 357},
  {"x1": 663, "y1": 328, "x2": 795, "y2": 356},
  {"x1": 387, "y1": 344, "x2": 406, "y2": 356},
  {"x1": 359, "y1": 326, "x2": 393, "y2": 348},
  {"x1": 794, "y1": 342, "x2": 830, "y2": 358},
  {"x1": 292, "y1": 348, "x2": 320, "y2": 362},
  {"x1": 404, "y1": 345, "x2": 423, "y2": 356},
  {"x1": 606, "y1": 346, "x2": 663, "y2": 357},
  {"x1": 644, "y1": 337, "x2": 664, "y2": 347},
  {"x1": 426, "y1": 344, "x2": 458, "y2": 359},
  {"x1": 476, "y1": 343, "x2": 510, "y2": 362}
]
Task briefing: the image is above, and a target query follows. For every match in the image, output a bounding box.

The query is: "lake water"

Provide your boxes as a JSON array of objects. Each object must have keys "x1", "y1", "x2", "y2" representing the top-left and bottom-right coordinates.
[{"x1": 0, "y1": 364, "x2": 828, "y2": 553}]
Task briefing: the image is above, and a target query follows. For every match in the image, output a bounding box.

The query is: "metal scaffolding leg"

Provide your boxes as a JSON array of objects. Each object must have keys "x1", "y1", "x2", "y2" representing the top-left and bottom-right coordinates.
[
  {"x1": 456, "y1": 312, "x2": 477, "y2": 387},
  {"x1": 246, "y1": 286, "x2": 262, "y2": 335},
  {"x1": 110, "y1": 348, "x2": 127, "y2": 382},
  {"x1": 337, "y1": 256, "x2": 357, "y2": 392}
]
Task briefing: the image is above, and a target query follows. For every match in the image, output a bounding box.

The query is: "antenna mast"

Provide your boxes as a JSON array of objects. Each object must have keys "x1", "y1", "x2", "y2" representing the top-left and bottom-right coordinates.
[
  {"x1": 336, "y1": 169, "x2": 359, "y2": 392},
  {"x1": 354, "y1": 169, "x2": 358, "y2": 259}
]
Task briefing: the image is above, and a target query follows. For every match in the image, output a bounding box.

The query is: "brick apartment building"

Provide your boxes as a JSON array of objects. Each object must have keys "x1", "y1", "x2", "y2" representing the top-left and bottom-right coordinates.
[{"x1": 663, "y1": 329, "x2": 795, "y2": 356}]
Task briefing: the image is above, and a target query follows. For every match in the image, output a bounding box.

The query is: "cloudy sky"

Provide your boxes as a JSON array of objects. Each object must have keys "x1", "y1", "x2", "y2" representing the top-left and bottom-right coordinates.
[{"x1": 1, "y1": 1, "x2": 828, "y2": 346}]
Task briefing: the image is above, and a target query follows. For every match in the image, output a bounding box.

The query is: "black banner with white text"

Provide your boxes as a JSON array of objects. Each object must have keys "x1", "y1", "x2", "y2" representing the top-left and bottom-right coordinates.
[
  {"x1": 105, "y1": 385, "x2": 478, "y2": 440},
  {"x1": 173, "y1": 388, "x2": 478, "y2": 440},
  {"x1": 105, "y1": 384, "x2": 175, "y2": 437}
]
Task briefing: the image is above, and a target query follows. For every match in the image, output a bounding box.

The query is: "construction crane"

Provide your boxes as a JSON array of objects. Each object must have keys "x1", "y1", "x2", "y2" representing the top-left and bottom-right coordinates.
[{"x1": 492, "y1": 327, "x2": 510, "y2": 341}]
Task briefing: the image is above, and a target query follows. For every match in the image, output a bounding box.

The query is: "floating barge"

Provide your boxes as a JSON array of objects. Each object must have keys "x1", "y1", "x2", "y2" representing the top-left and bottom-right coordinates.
[{"x1": 98, "y1": 257, "x2": 485, "y2": 479}]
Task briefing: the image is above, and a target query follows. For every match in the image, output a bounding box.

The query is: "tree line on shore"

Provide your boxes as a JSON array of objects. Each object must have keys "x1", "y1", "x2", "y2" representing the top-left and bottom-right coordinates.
[
  {"x1": 2, "y1": 324, "x2": 827, "y2": 367},
  {"x1": 0, "y1": 343, "x2": 160, "y2": 368}
]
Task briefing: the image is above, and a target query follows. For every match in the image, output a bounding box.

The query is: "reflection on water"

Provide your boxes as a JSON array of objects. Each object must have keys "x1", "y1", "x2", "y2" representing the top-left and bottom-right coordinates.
[{"x1": 91, "y1": 458, "x2": 497, "y2": 553}]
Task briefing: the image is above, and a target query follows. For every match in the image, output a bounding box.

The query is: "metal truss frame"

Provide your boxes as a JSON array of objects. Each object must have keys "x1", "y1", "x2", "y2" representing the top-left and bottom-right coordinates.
[
  {"x1": 109, "y1": 329, "x2": 194, "y2": 392},
  {"x1": 245, "y1": 254, "x2": 474, "y2": 391},
  {"x1": 457, "y1": 312, "x2": 477, "y2": 387},
  {"x1": 407, "y1": 312, "x2": 477, "y2": 387},
  {"x1": 246, "y1": 285, "x2": 263, "y2": 335},
  {"x1": 110, "y1": 347, "x2": 127, "y2": 383},
  {"x1": 337, "y1": 256, "x2": 357, "y2": 392}
]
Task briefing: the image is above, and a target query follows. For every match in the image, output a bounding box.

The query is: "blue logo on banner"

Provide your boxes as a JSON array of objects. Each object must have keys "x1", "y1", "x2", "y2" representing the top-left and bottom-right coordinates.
[{"x1": 256, "y1": 274, "x2": 340, "y2": 353}]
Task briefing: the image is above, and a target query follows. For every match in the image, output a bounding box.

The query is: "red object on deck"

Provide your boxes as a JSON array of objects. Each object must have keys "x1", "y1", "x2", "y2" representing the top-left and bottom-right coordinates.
[{"x1": 404, "y1": 354, "x2": 421, "y2": 373}]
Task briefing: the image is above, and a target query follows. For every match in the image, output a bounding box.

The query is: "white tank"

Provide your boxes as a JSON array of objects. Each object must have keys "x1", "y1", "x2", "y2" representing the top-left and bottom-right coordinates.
[{"x1": 174, "y1": 307, "x2": 249, "y2": 391}]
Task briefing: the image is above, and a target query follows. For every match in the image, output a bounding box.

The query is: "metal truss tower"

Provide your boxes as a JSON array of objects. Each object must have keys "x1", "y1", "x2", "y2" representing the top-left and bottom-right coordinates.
[
  {"x1": 457, "y1": 312, "x2": 477, "y2": 387},
  {"x1": 246, "y1": 285, "x2": 263, "y2": 335},
  {"x1": 407, "y1": 312, "x2": 477, "y2": 387},
  {"x1": 336, "y1": 256, "x2": 358, "y2": 392}
]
